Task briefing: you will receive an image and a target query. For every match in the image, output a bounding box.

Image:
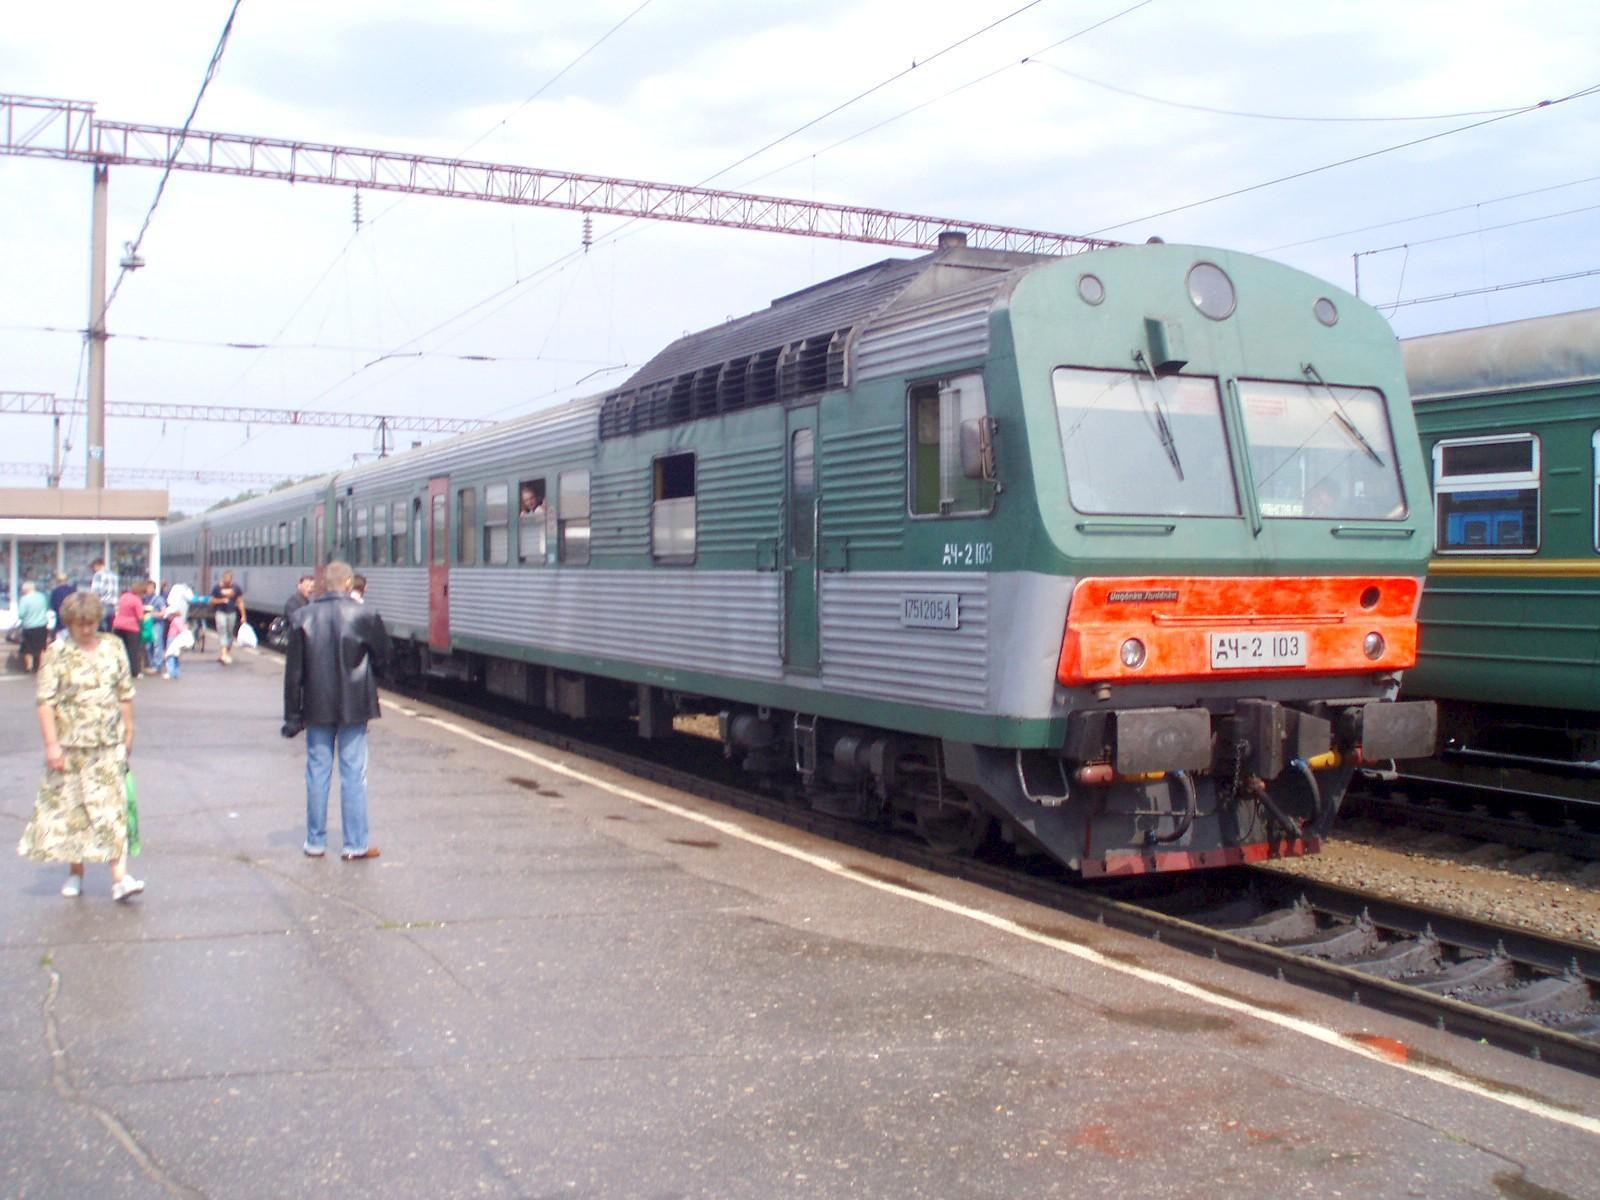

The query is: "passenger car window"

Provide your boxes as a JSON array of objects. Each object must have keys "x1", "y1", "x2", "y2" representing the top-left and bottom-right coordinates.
[
  {"x1": 483, "y1": 483, "x2": 509, "y2": 565},
  {"x1": 456, "y1": 487, "x2": 477, "y2": 565},
  {"x1": 559, "y1": 470, "x2": 591, "y2": 565},
  {"x1": 1432, "y1": 434, "x2": 1540, "y2": 553},
  {"x1": 652, "y1": 453, "x2": 696, "y2": 562},
  {"x1": 518, "y1": 478, "x2": 547, "y2": 564}
]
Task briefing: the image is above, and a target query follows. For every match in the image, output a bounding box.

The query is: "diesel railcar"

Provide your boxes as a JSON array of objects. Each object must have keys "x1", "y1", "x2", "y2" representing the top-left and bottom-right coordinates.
[
  {"x1": 1397, "y1": 308, "x2": 1600, "y2": 801},
  {"x1": 165, "y1": 236, "x2": 1438, "y2": 876}
]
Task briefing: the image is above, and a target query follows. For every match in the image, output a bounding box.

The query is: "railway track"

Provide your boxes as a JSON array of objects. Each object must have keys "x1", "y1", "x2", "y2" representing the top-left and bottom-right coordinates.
[
  {"x1": 1345, "y1": 775, "x2": 1600, "y2": 861},
  {"x1": 387, "y1": 677, "x2": 1600, "y2": 1077}
]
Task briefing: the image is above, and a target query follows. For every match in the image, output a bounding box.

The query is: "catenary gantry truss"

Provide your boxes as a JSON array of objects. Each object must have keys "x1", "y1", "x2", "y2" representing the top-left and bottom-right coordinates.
[
  {"x1": 1, "y1": 94, "x2": 1121, "y2": 256},
  {"x1": 0, "y1": 391, "x2": 492, "y2": 435}
]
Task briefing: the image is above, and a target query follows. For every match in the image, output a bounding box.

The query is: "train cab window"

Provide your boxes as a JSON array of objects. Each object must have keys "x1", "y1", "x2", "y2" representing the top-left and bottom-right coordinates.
[
  {"x1": 1433, "y1": 434, "x2": 1540, "y2": 553},
  {"x1": 353, "y1": 506, "x2": 368, "y2": 565},
  {"x1": 372, "y1": 506, "x2": 388, "y2": 565},
  {"x1": 909, "y1": 373, "x2": 994, "y2": 517},
  {"x1": 518, "y1": 478, "x2": 548, "y2": 564},
  {"x1": 1237, "y1": 379, "x2": 1405, "y2": 520},
  {"x1": 455, "y1": 487, "x2": 477, "y2": 565},
  {"x1": 1053, "y1": 367, "x2": 1239, "y2": 516},
  {"x1": 483, "y1": 483, "x2": 510, "y2": 565},
  {"x1": 652, "y1": 453, "x2": 696, "y2": 563},
  {"x1": 791, "y1": 429, "x2": 816, "y2": 559},
  {"x1": 559, "y1": 469, "x2": 591, "y2": 565},
  {"x1": 391, "y1": 502, "x2": 406, "y2": 564}
]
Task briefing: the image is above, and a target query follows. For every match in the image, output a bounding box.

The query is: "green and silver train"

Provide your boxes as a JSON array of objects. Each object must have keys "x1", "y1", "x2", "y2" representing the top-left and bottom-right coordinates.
[
  {"x1": 1399, "y1": 307, "x2": 1600, "y2": 801},
  {"x1": 164, "y1": 237, "x2": 1438, "y2": 876}
]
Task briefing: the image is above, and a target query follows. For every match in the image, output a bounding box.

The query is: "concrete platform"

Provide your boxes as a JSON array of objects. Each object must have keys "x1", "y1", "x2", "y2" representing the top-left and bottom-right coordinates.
[{"x1": 3, "y1": 649, "x2": 1598, "y2": 1199}]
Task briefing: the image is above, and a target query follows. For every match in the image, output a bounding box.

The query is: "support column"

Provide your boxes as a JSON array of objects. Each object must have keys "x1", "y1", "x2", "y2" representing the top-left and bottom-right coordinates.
[{"x1": 86, "y1": 163, "x2": 109, "y2": 489}]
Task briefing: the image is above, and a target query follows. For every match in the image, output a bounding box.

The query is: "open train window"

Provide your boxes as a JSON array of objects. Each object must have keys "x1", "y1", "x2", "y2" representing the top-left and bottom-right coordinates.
[
  {"x1": 518, "y1": 478, "x2": 548, "y2": 564},
  {"x1": 455, "y1": 487, "x2": 477, "y2": 565},
  {"x1": 483, "y1": 483, "x2": 509, "y2": 565},
  {"x1": 652, "y1": 453, "x2": 696, "y2": 563},
  {"x1": 908, "y1": 372, "x2": 994, "y2": 517},
  {"x1": 1433, "y1": 433, "x2": 1539, "y2": 554},
  {"x1": 559, "y1": 469, "x2": 591, "y2": 565}
]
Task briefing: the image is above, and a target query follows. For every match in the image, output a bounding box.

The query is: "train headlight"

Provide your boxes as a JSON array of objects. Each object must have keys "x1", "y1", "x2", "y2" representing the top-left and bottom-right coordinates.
[
  {"x1": 1363, "y1": 632, "x2": 1386, "y2": 660},
  {"x1": 1120, "y1": 638, "x2": 1147, "y2": 669}
]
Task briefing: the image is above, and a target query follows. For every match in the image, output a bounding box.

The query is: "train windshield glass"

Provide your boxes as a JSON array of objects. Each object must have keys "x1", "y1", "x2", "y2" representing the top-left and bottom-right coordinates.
[
  {"x1": 1239, "y1": 380, "x2": 1406, "y2": 519},
  {"x1": 1052, "y1": 367, "x2": 1240, "y2": 516}
]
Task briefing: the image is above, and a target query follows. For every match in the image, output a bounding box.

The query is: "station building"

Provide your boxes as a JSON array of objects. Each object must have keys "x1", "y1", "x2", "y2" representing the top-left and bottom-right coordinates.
[{"x1": 0, "y1": 486, "x2": 168, "y2": 613}]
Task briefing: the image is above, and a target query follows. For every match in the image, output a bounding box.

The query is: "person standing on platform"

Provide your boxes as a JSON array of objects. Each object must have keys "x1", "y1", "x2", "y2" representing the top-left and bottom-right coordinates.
[
  {"x1": 17, "y1": 581, "x2": 51, "y2": 673},
  {"x1": 284, "y1": 575, "x2": 314, "y2": 621},
  {"x1": 350, "y1": 574, "x2": 367, "y2": 603},
  {"x1": 282, "y1": 560, "x2": 391, "y2": 861},
  {"x1": 48, "y1": 572, "x2": 74, "y2": 639},
  {"x1": 144, "y1": 581, "x2": 168, "y2": 676},
  {"x1": 210, "y1": 570, "x2": 245, "y2": 665},
  {"x1": 18, "y1": 590, "x2": 143, "y2": 901},
  {"x1": 111, "y1": 580, "x2": 146, "y2": 678},
  {"x1": 90, "y1": 558, "x2": 119, "y2": 631}
]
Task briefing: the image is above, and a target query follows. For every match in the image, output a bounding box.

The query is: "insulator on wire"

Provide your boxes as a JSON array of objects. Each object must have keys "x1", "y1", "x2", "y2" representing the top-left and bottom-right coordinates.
[
  {"x1": 582, "y1": 214, "x2": 593, "y2": 252},
  {"x1": 353, "y1": 191, "x2": 363, "y2": 229}
]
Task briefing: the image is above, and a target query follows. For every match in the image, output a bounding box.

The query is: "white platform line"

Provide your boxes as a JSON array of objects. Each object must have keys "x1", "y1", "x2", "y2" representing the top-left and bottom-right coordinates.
[{"x1": 402, "y1": 707, "x2": 1600, "y2": 1137}]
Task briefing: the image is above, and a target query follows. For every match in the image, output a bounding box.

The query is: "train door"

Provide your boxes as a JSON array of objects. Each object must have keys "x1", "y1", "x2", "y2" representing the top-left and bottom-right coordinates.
[
  {"x1": 427, "y1": 475, "x2": 450, "y2": 651},
  {"x1": 784, "y1": 406, "x2": 820, "y2": 673}
]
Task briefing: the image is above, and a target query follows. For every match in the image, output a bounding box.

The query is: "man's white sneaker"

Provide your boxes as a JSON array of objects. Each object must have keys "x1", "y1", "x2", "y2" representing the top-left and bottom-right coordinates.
[
  {"x1": 61, "y1": 874, "x2": 82, "y2": 898},
  {"x1": 111, "y1": 876, "x2": 145, "y2": 902}
]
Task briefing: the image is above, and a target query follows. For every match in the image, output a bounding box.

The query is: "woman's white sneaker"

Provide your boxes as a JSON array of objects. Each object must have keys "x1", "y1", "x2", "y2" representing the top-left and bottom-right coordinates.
[
  {"x1": 111, "y1": 876, "x2": 144, "y2": 902},
  {"x1": 61, "y1": 874, "x2": 82, "y2": 898}
]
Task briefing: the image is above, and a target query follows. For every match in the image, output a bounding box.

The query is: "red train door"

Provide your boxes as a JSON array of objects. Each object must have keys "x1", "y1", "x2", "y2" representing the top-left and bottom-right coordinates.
[{"x1": 428, "y1": 476, "x2": 450, "y2": 651}]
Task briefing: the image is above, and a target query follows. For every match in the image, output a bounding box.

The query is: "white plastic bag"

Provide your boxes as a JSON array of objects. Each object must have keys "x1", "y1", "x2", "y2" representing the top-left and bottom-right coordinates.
[{"x1": 236, "y1": 622, "x2": 259, "y2": 649}]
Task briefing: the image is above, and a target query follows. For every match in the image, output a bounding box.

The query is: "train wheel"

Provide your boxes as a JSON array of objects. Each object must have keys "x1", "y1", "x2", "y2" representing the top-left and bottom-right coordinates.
[{"x1": 914, "y1": 790, "x2": 993, "y2": 856}]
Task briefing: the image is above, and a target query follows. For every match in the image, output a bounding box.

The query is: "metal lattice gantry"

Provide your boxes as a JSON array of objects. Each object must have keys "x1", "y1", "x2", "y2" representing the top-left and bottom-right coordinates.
[
  {"x1": 0, "y1": 460, "x2": 294, "y2": 486},
  {"x1": 0, "y1": 93, "x2": 1122, "y2": 256},
  {"x1": 0, "y1": 391, "x2": 493, "y2": 434}
]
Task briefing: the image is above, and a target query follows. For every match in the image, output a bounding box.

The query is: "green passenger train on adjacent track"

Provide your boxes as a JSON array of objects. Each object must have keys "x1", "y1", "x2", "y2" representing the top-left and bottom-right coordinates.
[
  {"x1": 164, "y1": 236, "x2": 1439, "y2": 876},
  {"x1": 1397, "y1": 308, "x2": 1600, "y2": 802}
]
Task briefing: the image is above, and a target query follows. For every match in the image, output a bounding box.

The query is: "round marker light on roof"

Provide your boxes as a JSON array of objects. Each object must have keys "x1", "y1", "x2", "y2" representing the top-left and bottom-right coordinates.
[
  {"x1": 1363, "y1": 632, "x2": 1386, "y2": 660},
  {"x1": 1187, "y1": 262, "x2": 1235, "y2": 320},
  {"x1": 1078, "y1": 273, "x2": 1105, "y2": 305},
  {"x1": 1120, "y1": 638, "x2": 1147, "y2": 669},
  {"x1": 1314, "y1": 297, "x2": 1339, "y2": 326}
]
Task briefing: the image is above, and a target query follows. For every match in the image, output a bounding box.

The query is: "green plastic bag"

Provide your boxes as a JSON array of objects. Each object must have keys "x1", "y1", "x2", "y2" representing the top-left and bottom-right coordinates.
[{"x1": 125, "y1": 768, "x2": 141, "y2": 858}]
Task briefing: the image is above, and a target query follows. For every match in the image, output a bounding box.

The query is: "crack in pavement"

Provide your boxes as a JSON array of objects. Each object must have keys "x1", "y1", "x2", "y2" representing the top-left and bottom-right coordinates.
[{"x1": 41, "y1": 955, "x2": 207, "y2": 1199}]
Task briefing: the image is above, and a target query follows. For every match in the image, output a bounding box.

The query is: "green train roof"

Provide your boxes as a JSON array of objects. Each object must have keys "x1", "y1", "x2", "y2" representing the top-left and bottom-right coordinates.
[{"x1": 1402, "y1": 307, "x2": 1600, "y2": 401}]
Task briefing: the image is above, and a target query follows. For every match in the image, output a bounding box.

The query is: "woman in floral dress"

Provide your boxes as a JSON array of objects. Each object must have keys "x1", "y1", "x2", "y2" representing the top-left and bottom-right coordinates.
[{"x1": 18, "y1": 591, "x2": 144, "y2": 901}]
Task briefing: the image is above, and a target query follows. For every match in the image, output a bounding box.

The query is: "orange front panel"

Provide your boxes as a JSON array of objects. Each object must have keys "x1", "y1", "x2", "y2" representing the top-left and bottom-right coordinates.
[{"x1": 1057, "y1": 575, "x2": 1421, "y2": 686}]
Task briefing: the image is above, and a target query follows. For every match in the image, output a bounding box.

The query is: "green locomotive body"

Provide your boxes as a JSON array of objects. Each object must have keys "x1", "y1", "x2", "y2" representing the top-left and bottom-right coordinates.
[{"x1": 165, "y1": 239, "x2": 1438, "y2": 874}]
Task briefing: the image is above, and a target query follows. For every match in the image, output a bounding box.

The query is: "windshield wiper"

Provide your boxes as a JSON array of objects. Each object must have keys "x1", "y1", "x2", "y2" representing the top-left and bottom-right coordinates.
[
  {"x1": 1133, "y1": 351, "x2": 1185, "y2": 481},
  {"x1": 1303, "y1": 362, "x2": 1384, "y2": 467}
]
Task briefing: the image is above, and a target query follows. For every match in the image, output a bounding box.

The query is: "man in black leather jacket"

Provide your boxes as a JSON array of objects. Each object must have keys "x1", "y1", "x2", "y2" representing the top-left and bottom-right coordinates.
[{"x1": 282, "y1": 560, "x2": 392, "y2": 860}]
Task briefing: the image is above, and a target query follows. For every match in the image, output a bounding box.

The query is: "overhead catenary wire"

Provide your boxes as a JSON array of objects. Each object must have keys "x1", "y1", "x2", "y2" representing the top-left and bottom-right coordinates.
[
  {"x1": 1374, "y1": 267, "x2": 1600, "y2": 311},
  {"x1": 101, "y1": 0, "x2": 244, "y2": 317},
  {"x1": 1088, "y1": 81, "x2": 1600, "y2": 235}
]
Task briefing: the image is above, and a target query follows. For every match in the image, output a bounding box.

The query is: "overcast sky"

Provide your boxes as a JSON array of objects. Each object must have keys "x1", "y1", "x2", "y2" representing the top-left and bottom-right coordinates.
[{"x1": 2, "y1": 0, "x2": 1597, "y2": 510}]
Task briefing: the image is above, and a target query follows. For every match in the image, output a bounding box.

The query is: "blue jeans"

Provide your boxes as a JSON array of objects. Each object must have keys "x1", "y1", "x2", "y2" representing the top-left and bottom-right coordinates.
[{"x1": 305, "y1": 723, "x2": 369, "y2": 854}]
